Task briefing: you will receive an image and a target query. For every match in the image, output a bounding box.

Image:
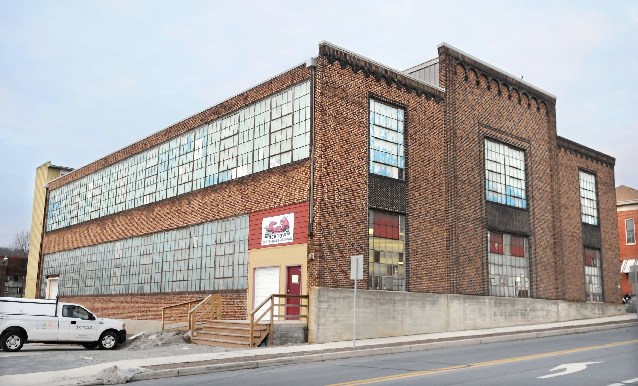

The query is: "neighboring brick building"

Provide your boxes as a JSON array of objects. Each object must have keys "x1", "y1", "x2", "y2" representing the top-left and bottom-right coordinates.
[
  {"x1": 1, "y1": 256, "x2": 28, "y2": 298},
  {"x1": 617, "y1": 185, "x2": 638, "y2": 296},
  {"x1": 35, "y1": 42, "x2": 620, "y2": 322}
]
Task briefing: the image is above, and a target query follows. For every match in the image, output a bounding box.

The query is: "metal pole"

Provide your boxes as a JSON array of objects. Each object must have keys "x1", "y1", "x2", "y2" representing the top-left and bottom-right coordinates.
[{"x1": 353, "y1": 258, "x2": 357, "y2": 349}]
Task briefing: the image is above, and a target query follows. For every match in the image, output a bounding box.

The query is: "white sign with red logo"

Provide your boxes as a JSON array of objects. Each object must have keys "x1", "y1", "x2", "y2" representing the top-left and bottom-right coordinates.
[{"x1": 261, "y1": 213, "x2": 294, "y2": 246}]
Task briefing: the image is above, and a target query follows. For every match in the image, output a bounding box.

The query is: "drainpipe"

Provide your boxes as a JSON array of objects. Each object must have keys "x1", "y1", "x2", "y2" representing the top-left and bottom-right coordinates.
[{"x1": 306, "y1": 57, "x2": 317, "y2": 237}]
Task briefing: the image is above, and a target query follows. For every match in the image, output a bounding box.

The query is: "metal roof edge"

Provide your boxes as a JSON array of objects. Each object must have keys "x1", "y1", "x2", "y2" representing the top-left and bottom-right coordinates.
[{"x1": 437, "y1": 42, "x2": 556, "y2": 101}]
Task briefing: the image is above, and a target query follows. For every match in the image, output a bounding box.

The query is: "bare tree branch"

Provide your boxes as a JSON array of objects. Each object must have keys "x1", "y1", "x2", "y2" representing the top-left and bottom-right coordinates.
[{"x1": 11, "y1": 231, "x2": 29, "y2": 257}]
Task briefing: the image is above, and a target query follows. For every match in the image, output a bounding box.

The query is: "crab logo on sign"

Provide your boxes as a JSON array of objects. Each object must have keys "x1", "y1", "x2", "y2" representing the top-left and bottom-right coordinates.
[{"x1": 262, "y1": 213, "x2": 294, "y2": 246}]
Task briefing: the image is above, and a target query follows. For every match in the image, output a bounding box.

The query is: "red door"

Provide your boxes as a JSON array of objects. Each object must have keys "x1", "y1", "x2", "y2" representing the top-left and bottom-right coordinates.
[{"x1": 286, "y1": 266, "x2": 302, "y2": 319}]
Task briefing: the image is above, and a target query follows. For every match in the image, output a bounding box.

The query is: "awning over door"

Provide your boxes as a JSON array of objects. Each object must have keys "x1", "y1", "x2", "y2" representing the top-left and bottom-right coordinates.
[{"x1": 621, "y1": 259, "x2": 638, "y2": 273}]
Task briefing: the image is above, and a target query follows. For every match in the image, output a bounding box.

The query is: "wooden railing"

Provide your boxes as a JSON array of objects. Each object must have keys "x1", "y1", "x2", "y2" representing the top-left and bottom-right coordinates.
[
  {"x1": 161, "y1": 295, "x2": 221, "y2": 332},
  {"x1": 188, "y1": 294, "x2": 222, "y2": 337},
  {"x1": 249, "y1": 294, "x2": 309, "y2": 347},
  {"x1": 161, "y1": 298, "x2": 204, "y2": 331}
]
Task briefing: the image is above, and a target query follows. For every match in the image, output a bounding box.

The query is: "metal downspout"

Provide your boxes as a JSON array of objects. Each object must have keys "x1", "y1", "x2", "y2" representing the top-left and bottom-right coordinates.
[{"x1": 306, "y1": 57, "x2": 317, "y2": 237}]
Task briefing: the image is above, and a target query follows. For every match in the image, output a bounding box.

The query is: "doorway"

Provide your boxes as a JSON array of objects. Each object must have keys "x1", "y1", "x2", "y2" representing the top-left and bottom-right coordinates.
[
  {"x1": 254, "y1": 267, "x2": 280, "y2": 320},
  {"x1": 286, "y1": 266, "x2": 302, "y2": 319},
  {"x1": 46, "y1": 276, "x2": 59, "y2": 299}
]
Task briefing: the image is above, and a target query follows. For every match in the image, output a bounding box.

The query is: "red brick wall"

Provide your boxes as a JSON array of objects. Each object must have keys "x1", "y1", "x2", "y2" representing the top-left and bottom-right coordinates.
[
  {"x1": 249, "y1": 202, "x2": 309, "y2": 250},
  {"x1": 60, "y1": 291, "x2": 246, "y2": 321},
  {"x1": 40, "y1": 67, "x2": 313, "y2": 318},
  {"x1": 42, "y1": 66, "x2": 312, "y2": 255},
  {"x1": 618, "y1": 207, "x2": 638, "y2": 295},
  {"x1": 557, "y1": 148, "x2": 620, "y2": 302},
  {"x1": 308, "y1": 53, "x2": 445, "y2": 290},
  {"x1": 43, "y1": 161, "x2": 309, "y2": 254},
  {"x1": 440, "y1": 49, "x2": 560, "y2": 299}
]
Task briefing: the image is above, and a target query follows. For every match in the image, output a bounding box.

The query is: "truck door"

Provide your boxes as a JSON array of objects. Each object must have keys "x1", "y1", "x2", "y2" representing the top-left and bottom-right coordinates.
[{"x1": 60, "y1": 305, "x2": 100, "y2": 342}]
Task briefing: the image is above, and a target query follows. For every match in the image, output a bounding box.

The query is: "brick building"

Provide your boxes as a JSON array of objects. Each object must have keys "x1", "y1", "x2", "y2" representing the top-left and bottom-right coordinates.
[
  {"x1": 617, "y1": 185, "x2": 638, "y2": 297},
  {"x1": 35, "y1": 42, "x2": 620, "y2": 323},
  {"x1": 1, "y1": 256, "x2": 28, "y2": 298}
]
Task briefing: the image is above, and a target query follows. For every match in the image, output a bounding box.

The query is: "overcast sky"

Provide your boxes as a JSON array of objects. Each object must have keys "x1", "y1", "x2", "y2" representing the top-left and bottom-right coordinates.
[{"x1": 0, "y1": 0, "x2": 636, "y2": 247}]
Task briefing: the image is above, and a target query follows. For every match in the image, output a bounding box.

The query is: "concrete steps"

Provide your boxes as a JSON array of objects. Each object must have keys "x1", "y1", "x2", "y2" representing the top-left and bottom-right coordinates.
[{"x1": 192, "y1": 320, "x2": 270, "y2": 348}]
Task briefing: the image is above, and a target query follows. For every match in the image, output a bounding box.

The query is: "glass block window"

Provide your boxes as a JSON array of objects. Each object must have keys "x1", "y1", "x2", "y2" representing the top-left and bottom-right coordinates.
[
  {"x1": 584, "y1": 248, "x2": 602, "y2": 302},
  {"x1": 627, "y1": 219, "x2": 636, "y2": 244},
  {"x1": 487, "y1": 231, "x2": 530, "y2": 298},
  {"x1": 579, "y1": 171, "x2": 598, "y2": 225},
  {"x1": 485, "y1": 139, "x2": 527, "y2": 208},
  {"x1": 40, "y1": 215, "x2": 249, "y2": 296},
  {"x1": 368, "y1": 211, "x2": 405, "y2": 291},
  {"x1": 369, "y1": 99, "x2": 404, "y2": 179},
  {"x1": 46, "y1": 81, "x2": 311, "y2": 231}
]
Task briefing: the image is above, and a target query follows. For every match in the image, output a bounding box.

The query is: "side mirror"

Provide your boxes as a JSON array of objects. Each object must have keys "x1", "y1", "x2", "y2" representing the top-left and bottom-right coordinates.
[{"x1": 88, "y1": 313, "x2": 96, "y2": 321}]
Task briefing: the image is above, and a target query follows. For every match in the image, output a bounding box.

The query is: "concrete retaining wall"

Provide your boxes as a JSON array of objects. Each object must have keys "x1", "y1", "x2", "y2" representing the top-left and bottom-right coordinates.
[{"x1": 308, "y1": 287, "x2": 625, "y2": 343}]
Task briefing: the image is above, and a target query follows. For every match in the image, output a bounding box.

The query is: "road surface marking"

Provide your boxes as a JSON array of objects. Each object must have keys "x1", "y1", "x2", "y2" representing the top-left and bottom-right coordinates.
[
  {"x1": 328, "y1": 339, "x2": 638, "y2": 386},
  {"x1": 538, "y1": 361, "x2": 603, "y2": 379},
  {"x1": 607, "y1": 379, "x2": 638, "y2": 386}
]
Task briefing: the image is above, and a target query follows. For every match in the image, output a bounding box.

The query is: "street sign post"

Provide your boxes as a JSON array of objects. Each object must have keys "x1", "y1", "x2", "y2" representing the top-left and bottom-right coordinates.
[{"x1": 351, "y1": 254, "x2": 363, "y2": 348}]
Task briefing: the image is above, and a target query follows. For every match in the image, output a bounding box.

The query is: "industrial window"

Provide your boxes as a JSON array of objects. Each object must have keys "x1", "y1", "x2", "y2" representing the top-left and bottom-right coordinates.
[
  {"x1": 368, "y1": 211, "x2": 405, "y2": 291},
  {"x1": 485, "y1": 139, "x2": 527, "y2": 208},
  {"x1": 584, "y1": 248, "x2": 602, "y2": 302},
  {"x1": 626, "y1": 219, "x2": 635, "y2": 244},
  {"x1": 487, "y1": 231, "x2": 530, "y2": 298},
  {"x1": 369, "y1": 99, "x2": 405, "y2": 179},
  {"x1": 45, "y1": 81, "x2": 311, "y2": 232},
  {"x1": 579, "y1": 171, "x2": 598, "y2": 225},
  {"x1": 40, "y1": 215, "x2": 249, "y2": 297}
]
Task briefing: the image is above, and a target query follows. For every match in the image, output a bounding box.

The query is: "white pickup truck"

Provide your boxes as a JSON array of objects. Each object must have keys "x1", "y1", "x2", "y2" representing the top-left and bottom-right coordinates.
[{"x1": 0, "y1": 297, "x2": 126, "y2": 352}]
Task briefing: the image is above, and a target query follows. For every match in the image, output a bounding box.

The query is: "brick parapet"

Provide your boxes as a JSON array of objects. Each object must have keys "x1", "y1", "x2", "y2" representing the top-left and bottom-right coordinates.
[
  {"x1": 557, "y1": 147, "x2": 620, "y2": 303},
  {"x1": 440, "y1": 51, "x2": 560, "y2": 299},
  {"x1": 308, "y1": 53, "x2": 445, "y2": 291}
]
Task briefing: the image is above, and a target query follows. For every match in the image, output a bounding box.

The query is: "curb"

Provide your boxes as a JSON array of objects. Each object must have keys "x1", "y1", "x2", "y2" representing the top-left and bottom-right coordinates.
[{"x1": 130, "y1": 319, "x2": 638, "y2": 382}]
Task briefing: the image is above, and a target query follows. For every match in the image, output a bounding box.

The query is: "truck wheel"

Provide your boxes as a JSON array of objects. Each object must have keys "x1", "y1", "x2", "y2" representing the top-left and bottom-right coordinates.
[
  {"x1": 98, "y1": 331, "x2": 118, "y2": 350},
  {"x1": 1, "y1": 330, "x2": 25, "y2": 352},
  {"x1": 82, "y1": 342, "x2": 99, "y2": 349}
]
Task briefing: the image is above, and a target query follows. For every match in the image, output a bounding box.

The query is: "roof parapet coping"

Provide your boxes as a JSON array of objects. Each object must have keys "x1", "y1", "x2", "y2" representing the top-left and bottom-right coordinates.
[
  {"x1": 437, "y1": 42, "x2": 556, "y2": 102},
  {"x1": 318, "y1": 41, "x2": 445, "y2": 96},
  {"x1": 557, "y1": 135, "x2": 615, "y2": 167}
]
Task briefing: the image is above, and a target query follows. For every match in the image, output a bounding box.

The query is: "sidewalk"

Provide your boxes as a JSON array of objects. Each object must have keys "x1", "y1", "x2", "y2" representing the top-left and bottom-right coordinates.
[{"x1": 2, "y1": 314, "x2": 636, "y2": 385}]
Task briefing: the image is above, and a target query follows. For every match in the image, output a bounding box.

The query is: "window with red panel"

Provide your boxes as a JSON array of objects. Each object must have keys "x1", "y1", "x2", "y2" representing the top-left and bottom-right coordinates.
[
  {"x1": 489, "y1": 232, "x2": 504, "y2": 254},
  {"x1": 373, "y1": 212, "x2": 400, "y2": 240},
  {"x1": 511, "y1": 236, "x2": 525, "y2": 257},
  {"x1": 584, "y1": 248, "x2": 600, "y2": 267}
]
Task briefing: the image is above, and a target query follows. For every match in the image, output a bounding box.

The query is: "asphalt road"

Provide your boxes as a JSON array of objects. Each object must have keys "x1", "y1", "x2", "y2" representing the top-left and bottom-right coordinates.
[
  {"x1": 0, "y1": 340, "x2": 227, "y2": 376},
  {"x1": 134, "y1": 326, "x2": 638, "y2": 386}
]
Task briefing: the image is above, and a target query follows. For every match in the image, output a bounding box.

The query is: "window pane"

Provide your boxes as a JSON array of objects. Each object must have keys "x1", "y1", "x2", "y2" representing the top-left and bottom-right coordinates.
[
  {"x1": 626, "y1": 219, "x2": 635, "y2": 244},
  {"x1": 583, "y1": 248, "x2": 602, "y2": 302},
  {"x1": 369, "y1": 100, "x2": 404, "y2": 180},
  {"x1": 369, "y1": 210, "x2": 405, "y2": 291},
  {"x1": 484, "y1": 139, "x2": 526, "y2": 209},
  {"x1": 578, "y1": 171, "x2": 598, "y2": 225},
  {"x1": 487, "y1": 231, "x2": 530, "y2": 298}
]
